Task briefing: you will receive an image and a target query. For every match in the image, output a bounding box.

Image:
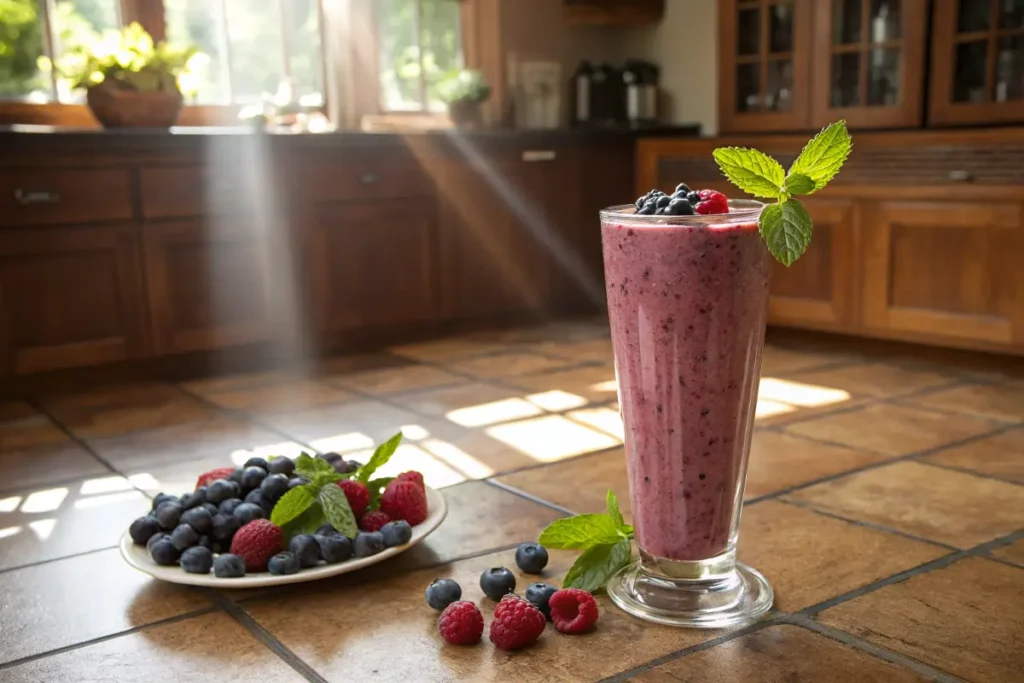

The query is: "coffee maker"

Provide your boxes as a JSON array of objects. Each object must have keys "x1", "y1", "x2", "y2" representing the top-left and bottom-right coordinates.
[{"x1": 623, "y1": 60, "x2": 660, "y2": 127}]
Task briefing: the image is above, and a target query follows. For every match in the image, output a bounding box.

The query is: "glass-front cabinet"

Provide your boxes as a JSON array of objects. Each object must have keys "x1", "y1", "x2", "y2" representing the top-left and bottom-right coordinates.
[
  {"x1": 812, "y1": 0, "x2": 928, "y2": 128},
  {"x1": 718, "y1": 0, "x2": 814, "y2": 132},
  {"x1": 930, "y1": 0, "x2": 1024, "y2": 124}
]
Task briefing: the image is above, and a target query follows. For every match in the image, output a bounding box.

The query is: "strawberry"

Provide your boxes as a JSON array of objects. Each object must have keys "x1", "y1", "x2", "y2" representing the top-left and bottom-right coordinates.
[
  {"x1": 338, "y1": 479, "x2": 370, "y2": 516},
  {"x1": 229, "y1": 519, "x2": 283, "y2": 572},
  {"x1": 380, "y1": 480, "x2": 428, "y2": 526},
  {"x1": 195, "y1": 467, "x2": 235, "y2": 490},
  {"x1": 396, "y1": 471, "x2": 425, "y2": 493}
]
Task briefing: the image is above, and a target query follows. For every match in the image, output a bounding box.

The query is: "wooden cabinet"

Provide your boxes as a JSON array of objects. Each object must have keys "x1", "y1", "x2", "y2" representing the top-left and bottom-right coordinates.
[
  {"x1": 768, "y1": 198, "x2": 858, "y2": 330},
  {"x1": 929, "y1": 0, "x2": 1024, "y2": 125},
  {"x1": 564, "y1": 0, "x2": 664, "y2": 26},
  {"x1": 718, "y1": 0, "x2": 814, "y2": 132},
  {"x1": 861, "y1": 200, "x2": 1024, "y2": 351},
  {"x1": 308, "y1": 198, "x2": 440, "y2": 334},
  {"x1": 0, "y1": 224, "x2": 146, "y2": 375}
]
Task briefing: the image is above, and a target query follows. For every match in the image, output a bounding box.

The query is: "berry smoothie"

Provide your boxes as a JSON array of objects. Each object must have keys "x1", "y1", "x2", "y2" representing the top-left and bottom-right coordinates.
[{"x1": 601, "y1": 205, "x2": 770, "y2": 562}]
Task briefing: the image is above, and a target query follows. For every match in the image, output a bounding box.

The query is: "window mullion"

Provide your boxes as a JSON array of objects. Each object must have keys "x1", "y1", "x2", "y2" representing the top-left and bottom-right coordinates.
[
  {"x1": 415, "y1": 0, "x2": 427, "y2": 111},
  {"x1": 279, "y1": 0, "x2": 292, "y2": 93},
  {"x1": 37, "y1": 0, "x2": 59, "y2": 102},
  {"x1": 217, "y1": 0, "x2": 235, "y2": 103}
]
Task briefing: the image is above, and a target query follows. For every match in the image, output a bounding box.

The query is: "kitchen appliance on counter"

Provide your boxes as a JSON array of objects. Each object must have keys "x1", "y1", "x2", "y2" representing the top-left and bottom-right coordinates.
[
  {"x1": 571, "y1": 59, "x2": 660, "y2": 128},
  {"x1": 623, "y1": 60, "x2": 660, "y2": 127}
]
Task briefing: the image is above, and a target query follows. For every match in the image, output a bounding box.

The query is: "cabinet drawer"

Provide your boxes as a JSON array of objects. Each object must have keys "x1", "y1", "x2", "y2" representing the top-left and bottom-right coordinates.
[
  {"x1": 0, "y1": 168, "x2": 133, "y2": 227},
  {"x1": 141, "y1": 166, "x2": 258, "y2": 219},
  {"x1": 300, "y1": 159, "x2": 434, "y2": 202}
]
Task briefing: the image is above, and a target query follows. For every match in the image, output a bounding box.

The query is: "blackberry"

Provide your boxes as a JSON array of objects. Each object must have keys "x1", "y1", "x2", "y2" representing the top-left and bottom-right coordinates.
[
  {"x1": 268, "y1": 551, "x2": 300, "y2": 575},
  {"x1": 425, "y1": 578, "x2": 462, "y2": 611},
  {"x1": 180, "y1": 507, "x2": 214, "y2": 534},
  {"x1": 170, "y1": 523, "x2": 200, "y2": 551},
  {"x1": 289, "y1": 534, "x2": 321, "y2": 568},
  {"x1": 267, "y1": 457, "x2": 295, "y2": 476},
  {"x1": 180, "y1": 546, "x2": 214, "y2": 574},
  {"x1": 353, "y1": 531, "x2": 385, "y2": 558},
  {"x1": 479, "y1": 567, "x2": 516, "y2": 601},
  {"x1": 380, "y1": 520, "x2": 412, "y2": 548},
  {"x1": 316, "y1": 533, "x2": 353, "y2": 564},
  {"x1": 213, "y1": 553, "x2": 246, "y2": 578},
  {"x1": 515, "y1": 542, "x2": 549, "y2": 574},
  {"x1": 129, "y1": 516, "x2": 161, "y2": 545}
]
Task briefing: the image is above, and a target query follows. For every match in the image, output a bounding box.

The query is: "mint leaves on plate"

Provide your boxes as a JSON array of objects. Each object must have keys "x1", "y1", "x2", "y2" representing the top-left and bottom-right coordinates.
[
  {"x1": 269, "y1": 431, "x2": 405, "y2": 540},
  {"x1": 712, "y1": 120, "x2": 852, "y2": 267},
  {"x1": 538, "y1": 490, "x2": 634, "y2": 592}
]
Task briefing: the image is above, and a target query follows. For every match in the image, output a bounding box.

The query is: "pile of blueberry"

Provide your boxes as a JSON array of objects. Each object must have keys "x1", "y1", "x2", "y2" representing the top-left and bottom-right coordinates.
[{"x1": 634, "y1": 184, "x2": 729, "y2": 217}]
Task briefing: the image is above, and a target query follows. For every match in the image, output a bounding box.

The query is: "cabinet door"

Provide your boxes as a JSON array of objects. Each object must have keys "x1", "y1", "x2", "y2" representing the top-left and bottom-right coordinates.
[
  {"x1": 310, "y1": 198, "x2": 439, "y2": 332},
  {"x1": 812, "y1": 0, "x2": 927, "y2": 128},
  {"x1": 861, "y1": 201, "x2": 1024, "y2": 351},
  {"x1": 768, "y1": 198, "x2": 858, "y2": 330},
  {"x1": 143, "y1": 219, "x2": 276, "y2": 354},
  {"x1": 0, "y1": 224, "x2": 146, "y2": 375},
  {"x1": 719, "y1": 0, "x2": 814, "y2": 132},
  {"x1": 564, "y1": 0, "x2": 664, "y2": 26},
  {"x1": 930, "y1": 0, "x2": 1024, "y2": 125}
]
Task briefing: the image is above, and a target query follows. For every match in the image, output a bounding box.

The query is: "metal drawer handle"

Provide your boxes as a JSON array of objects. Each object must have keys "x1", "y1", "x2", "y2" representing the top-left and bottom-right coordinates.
[
  {"x1": 522, "y1": 150, "x2": 556, "y2": 162},
  {"x1": 14, "y1": 188, "x2": 61, "y2": 205},
  {"x1": 360, "y1": 173, "x2": 379, "y2": 185},
  {"x1": 949, "y1": 170, "x2": 974, "y2": 182}
]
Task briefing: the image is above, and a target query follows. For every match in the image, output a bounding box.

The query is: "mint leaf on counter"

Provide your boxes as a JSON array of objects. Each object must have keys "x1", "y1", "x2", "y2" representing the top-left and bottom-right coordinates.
[
  {"x1": 356, "y1": 432, "x2": 403, "y2": 484},
  {"x1": 319, "y1": 484, "x2": 358, "y2": 538},
  {"x1": 563, "y1": 539, "x2": 632, "y2": 592},
  {"x1": 539, "y1": 514, "x2": 623, "y2": 550},
  {"x1": 606, "y1": 490, "x2": 625, "y2": 530},
  {"x1": 270, "y1": 484, "x2": 317, "y2": 528},
  {"x1": 711, "y1": 147, "x2": 785, "y2": 199},
  {"x1": 714, "y1": 120, "x2": 851, "y2": 266}
]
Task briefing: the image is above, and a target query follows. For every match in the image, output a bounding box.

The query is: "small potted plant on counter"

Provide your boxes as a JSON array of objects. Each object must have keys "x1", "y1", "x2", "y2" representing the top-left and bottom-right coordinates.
[
  {"x1": 439, "y1": 69, "x2": 491, "y2": 129},
  {"x1": 59, "y1": 22, "x2": 198, "y2": 128}
]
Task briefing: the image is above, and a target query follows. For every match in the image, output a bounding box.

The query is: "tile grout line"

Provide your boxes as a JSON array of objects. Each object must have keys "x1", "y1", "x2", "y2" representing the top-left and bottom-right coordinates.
[
  {"x1": 25, "y1": 397, "x2": 122, "y2": 478},
  {"x1": 0, "y1": 606, "x2": 219, "y2": 672},
  {"x1": 484, "y1": 479, "x2": 579, "y2": 517},
  {"x1": 206, "y1": 591, "x2": 329, "y2": 683},
  {"x1": 781, "y1": 615, "x2": 969, "y2": 683},
  {"x1": 0, "y1": 544, "x2": 118, "y2": 577},
  {"x1": 909, "y1": 458, "x2": 1024, "y2": 487}
]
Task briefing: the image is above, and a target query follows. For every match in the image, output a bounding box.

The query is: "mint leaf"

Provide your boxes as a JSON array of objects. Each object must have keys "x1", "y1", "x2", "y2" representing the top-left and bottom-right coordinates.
[
  {"x1": 712, "y1": 147, "x2": 785, "y2": 199},
  {"x1": 319, "y1": 484, "x2": 358, "y2": 538},
  {"x1": 562, "y1": 539, "x2": 631, "y2": 592},
  {"x1": 294, "y1": 453, "x2": 323, "y2": 480},
  {"x1": 270, "y1": 484, "x2": 317, "y2": 527},
  {"x1": 539, "y1": 514, "x2": 622, "y2": 550},
  {"x1": 788, "y1": 120, "x2": 852, "y2": 192},
  {"x1": 759, "y1": 199, "x2": 812, "y2": 267},
  {"x1": 366, "y1": 477, "x2": 396, "y2": 510},
  {"x1": 282, "y1": 501, "x2": 325, "y2": 540},
  {"x1": 605, "y1": 490, "x2": 625, "y2": 530},
  {"x1": 356, "y1": 432, "x2": 403, "y2": 483},
  {"x1": 784, "y1": 173, "x2": 815, "y2": 196},
  {"x1": 313, "y1": 471, "x2": 346, "y2": 489}
]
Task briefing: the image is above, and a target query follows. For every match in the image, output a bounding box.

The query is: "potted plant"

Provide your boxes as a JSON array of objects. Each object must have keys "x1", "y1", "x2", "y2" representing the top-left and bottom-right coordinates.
[
  {"x1": 59, "y1": 22, "x2": 198, "y2": 128},
  {"x1": 438, "y1": 70, "x2": 491, "y2": 129}
]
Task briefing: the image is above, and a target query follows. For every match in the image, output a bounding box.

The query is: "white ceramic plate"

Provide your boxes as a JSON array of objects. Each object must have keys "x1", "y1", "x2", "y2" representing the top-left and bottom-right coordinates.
[{"x1": 120, "y1": 486, "x2": 447, "y2": 588}]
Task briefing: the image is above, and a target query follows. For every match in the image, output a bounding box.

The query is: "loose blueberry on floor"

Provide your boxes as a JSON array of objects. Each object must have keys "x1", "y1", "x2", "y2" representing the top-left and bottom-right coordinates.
[
  {"x1": 480, "y1": 567, "x2": 517, "y2": 601},
  {"x1": 149, "y1": 538, "x2": 180, "y2": 566},
  {"x1": 515, "y1": 542, "x2": 549, "y2": 574},
  {"x1": 152, "y1": 493, "x2": 178, "y2": 510},
  {"x1": 240, "y1": 466, "x2": 268, "y2": 492},
  {"x1": 525, "y1": 582, "x2": 559, "y2": 620},
  {"x1": 244, "y1": 489, "x2": 272, "y2": 513},
  {"x1": 380, "y1": 520, "x2": 412, "y2": 548},
  {"x1": 154, "y1": 502, "x2": 183, "y2": 530},
  {"x1": 243, "y1": 456, "x2": 269, "y2": 471},
  {"x1": 180, "y1": 488, "x2": 206, "y2": 510},
  {"x1": 205, "y1": 479, "x2": 239, "y2": 505},
  {"x1": 214, "y1": 553, "x2": 246, "y2": 578},
  {"x1": 180, "y1": 546, "x2": 214, "y2": 574},
  {"x1": 316, "y1": 533, "x2": 353, "y2": 564},
  {"x1": 260, "y1": 473, "x2": 289, "y2": 503},
  {"x1": 180, "y1": 507, "x2": 214, "y2": 534},
  {"x1": 218, "y1": 498, "x2": 243, "y2": 516},
  {"x1": 129, "y1": 516, "x2": 161, "y2": 545},
  {"x1": 354, "y1": 531, "x2": 385, "y2": 558},
  {"x1": 425, "y1": 578, "x2": 462, "y2": 611},
  {"x1": 267, "y1": 457, "x2": 295, "y2": 476},
  {"x1": 233, "y1": 502, "x2": 265, "y2": 525},
  {"x1": 211, "y1": 513, "x2": 240, "y2": 542},
  {"x1": 147, "y1": 532, "x2": 170, "y2": 554},
  {"x1": 289, "y1": 534, "x2": 321, "y2": 568},
  {"x1": 268, "y1": 551, "x2": 301, "y2": 575},
  {"x1": 170, "y1": 523, "x2": 200, "y2": 551}
]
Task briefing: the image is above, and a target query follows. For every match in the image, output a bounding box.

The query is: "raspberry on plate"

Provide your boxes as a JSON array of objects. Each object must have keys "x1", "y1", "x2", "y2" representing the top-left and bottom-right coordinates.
[
  {"x1": 380, "y1": 480, "x2": 428, "y2": 525},
  {"x1": 489, "y1": 595, "x2": 546, "y2": 651},
  {"x1": 694, "y1": 189, "x2": 729, "y2": 215},
  {"x1": 548, "y1": 588, "x2": 600, "y2": 634},
  {"x1": 358, "y1": 509, "x2": 391, "y2": 532},
  {"x1": 396, "y1": 470, "x2": 425, "y2": 492},
  {"x1": 338, "y1": 479, "x2": 370, "y2": 516},
  {"x1": 229, "y1": 519, "x2": 283, "y2": 572},
  {"x1": 195, "y1": 467, "x2": 236, "y2": 491},
  {"x1": 439, "y1": 601, "x2": 484, "y2": 646}
]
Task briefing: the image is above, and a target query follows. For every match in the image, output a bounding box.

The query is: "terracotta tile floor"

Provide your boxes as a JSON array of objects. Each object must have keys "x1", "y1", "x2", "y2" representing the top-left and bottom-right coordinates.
[{"x1": 0, "y1": 319, "x2": 1021, "y2": 682}]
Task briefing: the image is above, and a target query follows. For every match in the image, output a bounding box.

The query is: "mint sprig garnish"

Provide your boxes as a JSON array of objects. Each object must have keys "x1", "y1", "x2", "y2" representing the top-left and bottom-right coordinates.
[
  {"x1": 713, "y1": 120, "x2": 851, "y2": 266},
  {"x1": 539, "y1": 490, "x2": 633, "y2": 591},
  {"x1": 271, "y1": 432, "x2": 405, "y2": 540}
]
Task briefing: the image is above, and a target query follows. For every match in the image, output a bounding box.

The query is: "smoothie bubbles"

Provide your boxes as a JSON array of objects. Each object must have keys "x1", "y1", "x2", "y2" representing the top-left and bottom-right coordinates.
[{"x1": 601, "y1": 122, "x2": 852, "y2": 628}]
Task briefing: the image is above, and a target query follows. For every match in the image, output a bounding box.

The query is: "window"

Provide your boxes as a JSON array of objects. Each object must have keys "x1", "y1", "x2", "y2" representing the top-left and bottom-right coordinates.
[
  {"x1": 0, "y1": 0, "x2": 323, "y2": 106},
  {"x1": 377, "y1": 0, "x2": 463, "y2": 112}
]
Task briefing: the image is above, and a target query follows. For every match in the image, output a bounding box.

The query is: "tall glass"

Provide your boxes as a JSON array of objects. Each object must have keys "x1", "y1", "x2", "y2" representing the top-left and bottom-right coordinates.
[{"x1": 601, "y1": 200, "x2": 774, "y2": 628}]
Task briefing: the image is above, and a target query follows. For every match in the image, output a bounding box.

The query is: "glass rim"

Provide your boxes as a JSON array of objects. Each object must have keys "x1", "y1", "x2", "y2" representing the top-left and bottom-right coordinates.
[{"x1": 600, "y1": 199, "x2": 765, "y2": 226}]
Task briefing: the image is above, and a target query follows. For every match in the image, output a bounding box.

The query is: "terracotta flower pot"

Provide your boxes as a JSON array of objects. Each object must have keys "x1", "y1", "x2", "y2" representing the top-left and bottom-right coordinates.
[
  {"x1": 86, "y1": 81, "x2": 184, "y2": 128},
  {"x1": 447, "y1": 100, "x2": 484, "y2": 129}
]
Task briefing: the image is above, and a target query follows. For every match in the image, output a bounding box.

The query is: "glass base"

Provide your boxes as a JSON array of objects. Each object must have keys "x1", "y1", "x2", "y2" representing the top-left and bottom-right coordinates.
[{"x1": 606, "y1": 556, "x2": 773, "y2": 629}]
